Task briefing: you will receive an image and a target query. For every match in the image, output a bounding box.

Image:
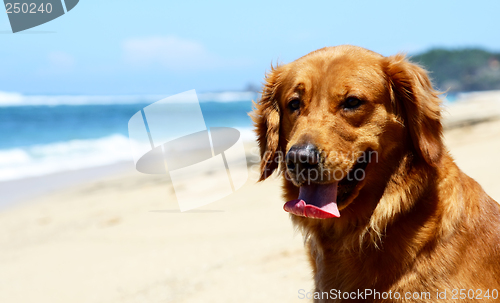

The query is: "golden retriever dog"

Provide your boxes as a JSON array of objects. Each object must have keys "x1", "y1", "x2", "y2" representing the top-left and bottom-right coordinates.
[{"x1": 252, "y1": 45, "x2": 500, "y2": 302}]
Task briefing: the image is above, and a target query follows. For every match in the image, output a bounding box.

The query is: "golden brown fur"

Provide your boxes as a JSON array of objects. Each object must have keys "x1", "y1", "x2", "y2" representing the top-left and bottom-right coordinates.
[{"x1": 252, "y1": 45, "x2": 500, "y2": 302}]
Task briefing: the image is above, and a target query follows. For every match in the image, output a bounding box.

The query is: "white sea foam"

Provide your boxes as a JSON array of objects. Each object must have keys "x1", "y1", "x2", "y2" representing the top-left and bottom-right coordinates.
[
  {"x1": 0, "y1": 128, "x2": 257, "y2": 182},
  {"x1": 0, "y1": 134, "x2": 136, "y2": 181},
  {"x1": 0, "y1": 91, "x2": 258, "y2": 107}
]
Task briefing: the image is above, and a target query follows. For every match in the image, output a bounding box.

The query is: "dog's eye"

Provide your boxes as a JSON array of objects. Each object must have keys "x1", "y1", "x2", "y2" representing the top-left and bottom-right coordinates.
[
  {"x1": 343, "y1": 97, "x2": 362, "y2": 110},
  {"x1": 288, "y1": 99, "x2": 301, "y2": 112}
]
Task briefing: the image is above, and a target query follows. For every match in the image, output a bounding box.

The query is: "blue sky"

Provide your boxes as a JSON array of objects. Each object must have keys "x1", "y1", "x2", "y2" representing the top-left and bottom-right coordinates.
[{"x1": 1, "y1": 0, "x2": 499, "y2": 95}]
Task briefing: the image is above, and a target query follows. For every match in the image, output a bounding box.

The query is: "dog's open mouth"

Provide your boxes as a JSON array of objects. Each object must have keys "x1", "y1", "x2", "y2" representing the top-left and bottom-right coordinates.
[{"x1": 283, "y1": 151, "x2": 370, "y2": 219}]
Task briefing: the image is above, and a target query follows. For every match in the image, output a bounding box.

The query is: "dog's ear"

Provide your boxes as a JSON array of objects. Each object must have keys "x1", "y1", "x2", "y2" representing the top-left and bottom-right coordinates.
[
  {"x1": 384, "y1": 54, "x2": 443, "y2": 166},
  {"x1": 251, "y1": 64, "x2": 283, "y2": 181}
]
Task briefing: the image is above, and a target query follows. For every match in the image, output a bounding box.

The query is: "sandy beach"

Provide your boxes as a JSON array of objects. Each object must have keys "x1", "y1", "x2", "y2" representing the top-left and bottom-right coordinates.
[{"x1": 1, "y1": 92, "x2": 500, "y2": 303}]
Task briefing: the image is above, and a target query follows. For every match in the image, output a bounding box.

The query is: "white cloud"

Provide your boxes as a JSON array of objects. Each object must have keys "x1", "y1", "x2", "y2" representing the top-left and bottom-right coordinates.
[{"x1": 122, "y1": 36, "x2": 247, "y2": 71}]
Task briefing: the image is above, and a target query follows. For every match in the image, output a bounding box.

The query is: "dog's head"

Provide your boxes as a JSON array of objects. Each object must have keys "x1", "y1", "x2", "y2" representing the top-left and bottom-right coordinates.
[{"x1": 252, "y1": 45, "x2": 443, "y2": 220}]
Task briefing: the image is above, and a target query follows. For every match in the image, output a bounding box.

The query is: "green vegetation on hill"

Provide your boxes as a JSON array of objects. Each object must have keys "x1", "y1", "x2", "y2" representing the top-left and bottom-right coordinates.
[{"x1": 410, "y1": 48, "x2": 500, "y2": 92}]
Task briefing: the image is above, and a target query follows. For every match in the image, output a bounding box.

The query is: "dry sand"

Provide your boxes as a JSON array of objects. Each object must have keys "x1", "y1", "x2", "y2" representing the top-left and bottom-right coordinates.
[
  {"x1": 1, "y1": 92, "x2": 500, "y2": 303},
  {"x1": 0, "y1": 145, "x2": 313, "y2": 303}
]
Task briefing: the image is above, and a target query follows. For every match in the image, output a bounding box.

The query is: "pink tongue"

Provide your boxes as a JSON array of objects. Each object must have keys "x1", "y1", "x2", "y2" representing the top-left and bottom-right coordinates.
[{"x1": 283, "y1": 182, "x2": 340, "y2": 219}]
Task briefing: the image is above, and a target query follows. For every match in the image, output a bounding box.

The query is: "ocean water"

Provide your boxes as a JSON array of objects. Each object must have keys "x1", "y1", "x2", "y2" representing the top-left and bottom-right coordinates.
[{"x1": 0, "y1": 92, "x2": 258, "y2": 182}]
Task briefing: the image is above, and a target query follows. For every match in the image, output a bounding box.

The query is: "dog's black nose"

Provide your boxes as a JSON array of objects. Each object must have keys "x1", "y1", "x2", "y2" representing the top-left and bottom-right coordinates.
[{"x1": 286, "y1": 144, "x2": 320, "y2": 173}]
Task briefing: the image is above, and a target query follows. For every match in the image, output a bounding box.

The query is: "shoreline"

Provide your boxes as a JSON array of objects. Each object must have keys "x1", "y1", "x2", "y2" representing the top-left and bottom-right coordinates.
[
  {"x1": 0, "y1": 139, "x2": 261, "y2": 211},
  {"x1": 2, "y1": 90, "x2": 500, "y2": 211},
  {"x1": 443, "y1": 90, "x2": 500, "y2": 129},
  {"x1": 2, "y1": 91, "x2": 500, "y2": 210}
]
